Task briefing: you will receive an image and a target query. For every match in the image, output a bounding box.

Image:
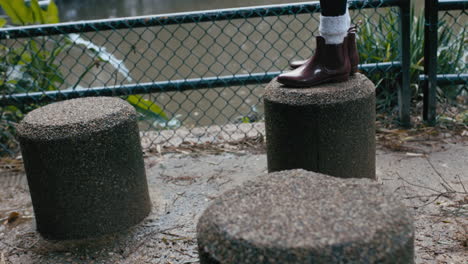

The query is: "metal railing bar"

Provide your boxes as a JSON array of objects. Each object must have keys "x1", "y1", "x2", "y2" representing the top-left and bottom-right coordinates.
[
  {"x1": 438, "y1": 0, "x2": 468, "y2": 10},
  {"x1": 0, "y1": 72, "x2": 280, "y2": 106},
  {"x1": 419, "y1": 73, "x2": 468, "y2": 85},
  {"x1": 0, "y1": 62, "x2": 401, "y2": 106},
  {"x1": 0, "y1": 0, "x2": 403, "y2": 39}
]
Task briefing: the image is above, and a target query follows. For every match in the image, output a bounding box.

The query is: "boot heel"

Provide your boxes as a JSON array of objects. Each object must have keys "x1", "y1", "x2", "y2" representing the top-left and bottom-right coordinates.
[{"x1": 350, "y1": 66, "x2": 358, "y2": 76}]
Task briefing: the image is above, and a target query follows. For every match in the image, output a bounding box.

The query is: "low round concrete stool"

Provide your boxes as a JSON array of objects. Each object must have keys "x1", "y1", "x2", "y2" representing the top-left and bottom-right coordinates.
[
  {"x1": 17, "y1": 97, "x2": 151, "y2": 240},
  {"x1": 264, "y1": 73, "x2": 376, "y2": 179},
  {"x1": 197, "y1": 169, "x2": 414, "y2": 264}
]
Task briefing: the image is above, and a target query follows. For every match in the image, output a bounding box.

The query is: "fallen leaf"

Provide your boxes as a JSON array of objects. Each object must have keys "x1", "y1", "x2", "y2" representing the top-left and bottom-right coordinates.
[
  {"x1": 406, "y1": 152, "x2": 424, "y2": 157},
  {"x1": 377, "y1": 128, "x2": 407, "y2": 134},
  {"x1": 0, "y1": 157, "x2": 24, "y2": 172},
  {"x1": 5, "y1": 212, "x2": 20, "y2": 224}
]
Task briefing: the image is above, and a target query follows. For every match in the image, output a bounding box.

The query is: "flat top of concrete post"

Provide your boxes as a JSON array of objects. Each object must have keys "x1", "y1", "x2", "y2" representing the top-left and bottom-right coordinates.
[
  {"x1": 197, "y1": 169, "x2": 413, "y2": 263},
  {"x1": 264, "y1": 73, "x2": 375, "y2": 106},
  {"x1": 17, "y1": 97, "x2": 137, "y2": 140}
]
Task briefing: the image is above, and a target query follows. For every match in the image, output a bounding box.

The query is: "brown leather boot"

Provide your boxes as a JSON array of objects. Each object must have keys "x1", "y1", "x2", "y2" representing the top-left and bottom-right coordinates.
[
  {"x1": 277, "y1": 36, "x2": 351, "y2": 88},
  {"x1": 289, "y1": 27, "x2": 359, "y2": 75}
]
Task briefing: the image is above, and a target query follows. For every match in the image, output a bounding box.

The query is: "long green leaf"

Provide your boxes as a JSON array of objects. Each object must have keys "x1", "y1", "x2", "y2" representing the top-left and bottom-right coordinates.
[
  {"x1": 0, "y1": 0, "x2": 22, "y2": 24},
  {"x1": 44, "y1": 0, "x2": 59, "y2": 24},
  {"x1": 127, "y1": 95, "x2": 169, "y2": 121},
  {"x1": 0, "y1": 18, "x2": 6, "y2": 27},
  {"x1": 11, "y1": 0, "x2": 33, "y2": 24},
  {"x1": 30, "y1": 0, "x2": 45, "y2": 24}
]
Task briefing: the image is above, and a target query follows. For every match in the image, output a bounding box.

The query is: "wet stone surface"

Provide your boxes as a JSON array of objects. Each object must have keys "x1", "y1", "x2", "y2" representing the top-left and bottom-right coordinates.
[{"x1": 197, "y1": 169, "x2": 414, "y2": 264}]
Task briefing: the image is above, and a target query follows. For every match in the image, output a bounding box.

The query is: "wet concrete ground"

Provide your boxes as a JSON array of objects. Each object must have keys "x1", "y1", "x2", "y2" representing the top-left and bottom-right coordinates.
[{"x1": 0, "y1": 138, "x2": 467, "y2": 264}]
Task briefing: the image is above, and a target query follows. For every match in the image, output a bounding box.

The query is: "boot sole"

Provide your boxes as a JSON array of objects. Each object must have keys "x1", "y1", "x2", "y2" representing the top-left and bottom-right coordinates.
[
  {"x1": 291, "y1": 65, "x2": 359, "y2": 76},
  {"x1": 279, "y1": 74, "x2": 350, "y2": 88}
]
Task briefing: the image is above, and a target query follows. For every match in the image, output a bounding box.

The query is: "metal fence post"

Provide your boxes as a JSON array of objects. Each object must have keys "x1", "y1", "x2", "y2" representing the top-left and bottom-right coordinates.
[
  {"x1": 423, "y1": 0, "x2": 438, "y2": 125},
  {"x1": 399, "y1": 0, "x2": 411, "y2": 127}
]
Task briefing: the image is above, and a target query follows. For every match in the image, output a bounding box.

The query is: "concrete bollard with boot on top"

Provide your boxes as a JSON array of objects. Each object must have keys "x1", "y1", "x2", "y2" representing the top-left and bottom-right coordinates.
[{"x1": 265, "y1": 18, "x2": 375, "y2": 179}]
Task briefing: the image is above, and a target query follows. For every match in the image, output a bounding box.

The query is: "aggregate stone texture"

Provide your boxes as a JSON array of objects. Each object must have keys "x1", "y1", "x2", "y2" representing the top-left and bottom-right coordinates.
[
  {"x1": 197, "y1": 169, "x2": 414, "y2": 264},
  {"x1": 16, "y1": 97, "x2": 151, "y2": 240},
  {"x1": 264, "y1": 73, "x2": 376, "y2": 179}
]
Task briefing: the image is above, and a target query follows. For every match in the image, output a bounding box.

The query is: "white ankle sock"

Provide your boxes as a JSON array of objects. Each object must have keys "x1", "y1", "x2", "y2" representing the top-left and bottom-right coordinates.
[{"x1": 319, "y1": 8, "x2": 351, "y2": 44}]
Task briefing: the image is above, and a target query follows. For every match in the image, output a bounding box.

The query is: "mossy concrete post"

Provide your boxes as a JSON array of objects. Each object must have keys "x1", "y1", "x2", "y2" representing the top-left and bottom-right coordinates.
[
  {"x1": 17, "y1": 97, "x2": 151, "y2": 240},
  {"x1": 197, "y1": 169, "x2": 414, "y2": 264},
  {"x1": 264, "y1": 73, "x2": 376, "y2": 179}
]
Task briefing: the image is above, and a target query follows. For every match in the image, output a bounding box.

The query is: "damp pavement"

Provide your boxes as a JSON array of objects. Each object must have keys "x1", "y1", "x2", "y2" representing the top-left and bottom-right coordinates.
[{"x1": 0, "y1": 140, "x2": 466, "y2": 264}]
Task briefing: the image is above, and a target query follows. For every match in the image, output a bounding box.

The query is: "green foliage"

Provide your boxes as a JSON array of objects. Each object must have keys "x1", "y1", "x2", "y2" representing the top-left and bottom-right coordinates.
[
  {"x1": 0, "y1": 0, "x2": 171, "y2": 155},
  {"x1": 357, "y1": 8, "x2": 466, "y2": 112},
  {"x1": 241, "y1": 117, "x2": 251, "y2": 123},
  {"x1": 0, "y1": 1, "x2": 64, "y2": 94},
  {"x1": 456, "y1": 110, "x2": 468, "y2": 125},
  {"x1": 356, "y1": 9, "x2": 400, "y2": 112},
  {"x1": 0, "y1": 0, "x2": 59, "y2": 24},
  {"x1": 127, "y1": 95, "x2": 169, "y2": 121},
  {"x1": 0, "y1": 0, "x2": 64, "y2": 154},
  {"x1": 0, "y1": 39, "x2": 67, "y2": 93}
]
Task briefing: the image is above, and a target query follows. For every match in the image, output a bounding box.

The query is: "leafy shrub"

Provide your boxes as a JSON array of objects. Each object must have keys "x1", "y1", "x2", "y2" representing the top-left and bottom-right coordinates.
[{"x1": 357, "y1": 8, "x2": 466, "y2": 112}]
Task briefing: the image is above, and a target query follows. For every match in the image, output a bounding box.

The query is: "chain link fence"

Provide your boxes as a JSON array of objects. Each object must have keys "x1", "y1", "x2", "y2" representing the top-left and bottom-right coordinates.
[
  {"x1": 421, "y1": 0, "x2": 467, "y2": 124},
  {"x1": 1, "y1": 0, "x2": 465, "y2": 156}
]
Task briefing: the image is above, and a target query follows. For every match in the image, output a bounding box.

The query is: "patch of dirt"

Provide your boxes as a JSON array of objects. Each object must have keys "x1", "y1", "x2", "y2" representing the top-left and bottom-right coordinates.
[{"x1": 0, "y1": 123, "x2": 467, "y2": 263}]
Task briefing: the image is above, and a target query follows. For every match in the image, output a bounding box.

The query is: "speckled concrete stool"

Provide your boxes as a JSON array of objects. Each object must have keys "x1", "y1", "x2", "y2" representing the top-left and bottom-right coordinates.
[
  {"x1": 264, "y1": 73, "x2": 376, "y2": 179},
  {"x1": 17, "y1": 97, "x2": 151, "y2": 240},
  {"x1": 197, "y1": 169, "x2": 414, "y2": 264}
]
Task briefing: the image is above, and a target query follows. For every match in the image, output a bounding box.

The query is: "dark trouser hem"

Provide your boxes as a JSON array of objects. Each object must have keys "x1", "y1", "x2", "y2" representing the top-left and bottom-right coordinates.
[{"x1": 320, "y1": 0, "x2": 348, "y2": 16}]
